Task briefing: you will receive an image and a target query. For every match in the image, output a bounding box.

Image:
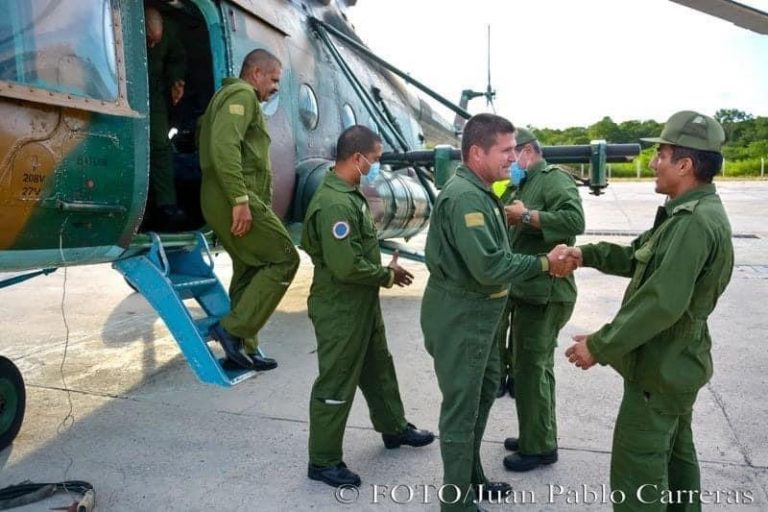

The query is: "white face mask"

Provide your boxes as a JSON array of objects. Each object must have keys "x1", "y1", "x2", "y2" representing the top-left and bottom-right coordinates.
[{"x1": 357, "y1": 154, "x2": 381, "y2": 185}]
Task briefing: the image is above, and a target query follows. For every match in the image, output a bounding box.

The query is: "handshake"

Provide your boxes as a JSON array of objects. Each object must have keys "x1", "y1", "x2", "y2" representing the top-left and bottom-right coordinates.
[{"x1": 544, "y1": 244, "x2": 582, "y2": 278}]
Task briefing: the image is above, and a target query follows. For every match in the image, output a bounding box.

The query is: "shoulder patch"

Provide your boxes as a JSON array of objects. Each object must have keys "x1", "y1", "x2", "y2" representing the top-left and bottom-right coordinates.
[
  {"x1": 332, "y1": 221, "x2": 351, "y2": 240},
  {"x1": 464, "y1": 212, "x2": 485, "y2": 228},
  {"x1": 228, "y1": 104, "x2": 245, "y2": 116}
]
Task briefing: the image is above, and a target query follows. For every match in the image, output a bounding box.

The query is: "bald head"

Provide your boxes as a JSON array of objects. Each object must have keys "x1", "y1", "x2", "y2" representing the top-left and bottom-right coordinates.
[
  {"x1": 240, "y1": 49, "x2": 283, "y2": 102},
  {"x1": 239, "y1": 49, "x2": 282, "y2": 78},
  {"x1": 145, "y1": 7, "x2": 163, "y2": 48}
]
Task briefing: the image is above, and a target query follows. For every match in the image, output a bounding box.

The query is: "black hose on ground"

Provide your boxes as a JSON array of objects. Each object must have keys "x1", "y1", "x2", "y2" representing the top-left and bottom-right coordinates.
[{"x1": 0, "y1": 481, "x2": 94, "y2": 511}]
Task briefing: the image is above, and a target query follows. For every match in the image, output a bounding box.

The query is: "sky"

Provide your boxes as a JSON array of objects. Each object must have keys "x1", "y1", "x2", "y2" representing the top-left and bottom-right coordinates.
[{"x1": 346, "y1": 0, "x2": 768, "y2": 129}]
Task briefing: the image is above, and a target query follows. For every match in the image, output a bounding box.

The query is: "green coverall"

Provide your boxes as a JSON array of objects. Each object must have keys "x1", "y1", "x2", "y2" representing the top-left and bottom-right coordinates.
[
  {"x1": 198, "y1": 78, "x2": 299, "y2": 351},
  {"x1": 148, "y1": 18, "x2": 185, "y2": 207},
  {"x1": 581, "y1": 184, "x2": 733, "y2": 511},
  {"x1": 301, "y1": 170, "x2": 407, "y2": 466},
  {"x1": 499, "y1": 159, "x2": 584, "y2": 455},
  {"x1": 421, "y1": 165, "x2": 548, "y2": 511}
]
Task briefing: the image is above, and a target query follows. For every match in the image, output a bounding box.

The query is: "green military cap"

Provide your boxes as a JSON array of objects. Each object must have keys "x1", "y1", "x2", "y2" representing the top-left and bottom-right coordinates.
[
  {"x1": 515, "y1": 127, "x2": 537, "y2": 147},
  {"x1": 640, "y1": 111, "x2": 725, "y2": 153}
]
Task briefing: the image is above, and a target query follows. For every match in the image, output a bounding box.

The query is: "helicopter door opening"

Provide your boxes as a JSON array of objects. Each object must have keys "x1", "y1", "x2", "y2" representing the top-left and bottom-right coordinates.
[{"x1": 141, "y1": 0, "x2": 219, "y2": 233}]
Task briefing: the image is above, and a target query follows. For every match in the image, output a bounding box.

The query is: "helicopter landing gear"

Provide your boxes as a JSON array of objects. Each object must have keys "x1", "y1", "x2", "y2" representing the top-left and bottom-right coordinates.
[{"x1": 0, "y1": 356, "x2": 25, "y2": 452}]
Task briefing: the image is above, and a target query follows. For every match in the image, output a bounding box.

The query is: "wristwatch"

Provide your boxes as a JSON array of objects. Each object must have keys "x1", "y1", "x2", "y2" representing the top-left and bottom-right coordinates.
[{"x1": 521, "y1": 209, "x2": 533, "y2": 225}]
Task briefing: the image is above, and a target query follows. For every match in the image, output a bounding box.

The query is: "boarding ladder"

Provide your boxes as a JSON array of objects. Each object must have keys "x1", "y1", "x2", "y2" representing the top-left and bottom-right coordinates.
[{"x1": 113, "y1": 232, "x2": 256, "y2": 387}]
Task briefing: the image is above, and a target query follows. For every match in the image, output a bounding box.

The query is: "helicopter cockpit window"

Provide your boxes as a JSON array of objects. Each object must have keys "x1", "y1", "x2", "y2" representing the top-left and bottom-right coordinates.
[
  {"x1": 341, "y1": 103, "x2": 356, "y2": 129},
  {"x1": 299, "y1": 83, "x2": 319, "y2": 130},
  {"x1": 0, "y1": 0, "x2": 119, "y2": 101}
]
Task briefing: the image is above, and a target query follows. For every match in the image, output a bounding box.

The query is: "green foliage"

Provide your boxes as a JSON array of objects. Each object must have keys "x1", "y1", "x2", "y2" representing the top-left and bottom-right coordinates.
[
  {"x1": 535, "y1": 117, "x2": 664, "y2": 145},
  {"x1": 606, "y1": 148, "x2": 657, "y2": 178},
  {"x1": 532, "y1": 111, "x2": 767, "y2": 177},
  {"x1": 722, "y1": 158, "x2": 765, "y2": 177}
]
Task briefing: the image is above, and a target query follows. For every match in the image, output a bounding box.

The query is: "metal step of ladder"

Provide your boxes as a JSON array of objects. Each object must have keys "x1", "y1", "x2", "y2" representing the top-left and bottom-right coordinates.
[{"x1": 113, "y1": 232, "x2": 257, "y2": 387}]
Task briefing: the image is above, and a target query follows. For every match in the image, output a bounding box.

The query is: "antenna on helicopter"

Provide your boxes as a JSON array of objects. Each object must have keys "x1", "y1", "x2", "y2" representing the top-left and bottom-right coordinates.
[
  {"x1": 485, "y1": 24, "x2": 496, "y2": 112},
  {"x1": 453, "y1": 24, "x2": 496, "y2": 132}
]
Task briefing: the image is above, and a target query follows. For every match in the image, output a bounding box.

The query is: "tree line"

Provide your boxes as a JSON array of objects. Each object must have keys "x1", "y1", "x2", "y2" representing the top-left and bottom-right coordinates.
[{"x1": 529, "y1": 109, "x2": 767, "y2": 177}]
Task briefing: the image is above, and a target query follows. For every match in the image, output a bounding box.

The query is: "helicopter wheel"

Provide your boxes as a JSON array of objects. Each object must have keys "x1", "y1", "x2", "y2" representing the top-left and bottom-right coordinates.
[{"x1": 0, "y1": 356, "x2": 25, "y2": 452}]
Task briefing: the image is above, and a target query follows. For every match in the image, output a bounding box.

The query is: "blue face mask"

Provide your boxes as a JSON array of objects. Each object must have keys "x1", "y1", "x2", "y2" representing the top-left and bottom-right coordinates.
[
  {"x1": 509, "y1": 162, "x2": 527, "y2": 187},
  {"x1": 360, "y1": 156, "x2": 381, "y2": 185}
]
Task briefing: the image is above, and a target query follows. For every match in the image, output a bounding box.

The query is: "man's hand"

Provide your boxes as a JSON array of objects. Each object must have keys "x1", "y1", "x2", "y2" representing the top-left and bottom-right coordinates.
[
  {"x1": 562, "y1": 246, "x2": 583, "y2": 267},
  {"x1": 231, "y1": 203, "x2": 252, "y2": 237},
  {"x1": 565, "y1": 334, "x2": 597, "y2": 370},
  {"x1": 388, "y1": 250, "x2": 414, "y2": 287},
  {"x1": 171, "y1": 80, "x2": 185, "y2": 106},
  {"x1": 505, "y1": 200, "x2": 527, "y2": 225},
  {"x1": 546, "y1": 244, "x2": 578, "y2": 278}
]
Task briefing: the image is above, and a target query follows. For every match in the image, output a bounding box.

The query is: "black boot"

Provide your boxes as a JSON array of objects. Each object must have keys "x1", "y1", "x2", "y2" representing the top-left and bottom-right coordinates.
[
  {"x1": 503, "y1": 450, "x2": 558, "y2": 472},
  {"x1": 507, "y1": 377, "x2": 515, "y2": 399},
  {"x1": 247, "y1": 353, "x2": 278, "y2": 372},
  {"x1": 382, "y1": 422, "x2": 435, "y2": 449},
  {"x1": 308, "y1": 462, "x2": 361, "y2": 487},
  {"x1": 504, "y1": 437, "x2": 519, "y2": 451},
  {"x1": 210, "y1": 322, "x2": 252, "y2": 369},
  {"x1": 495, "y1": 375, "x2": 507, "y2": 398},
  {"x1": 474, "y1": 481, "x2": 512, "y2": 501}
]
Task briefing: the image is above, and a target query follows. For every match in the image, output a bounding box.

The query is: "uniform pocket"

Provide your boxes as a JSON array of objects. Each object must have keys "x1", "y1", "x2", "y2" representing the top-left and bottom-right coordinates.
[
  {"x1": 646, "y1": 390, "x2": 698, "y2": 415},
  {"x1": 464, "y1": 335, "x2": 487, "y2": 369},
  {"x1": 249, "y1": 197, "x2": 270, "y2": 219},
  {"x1": 634, "y1": 244, "x2": 653, "y2": 264},
  {"x1": 509, "y1": 274, "x2": 553, "y2": 305}
]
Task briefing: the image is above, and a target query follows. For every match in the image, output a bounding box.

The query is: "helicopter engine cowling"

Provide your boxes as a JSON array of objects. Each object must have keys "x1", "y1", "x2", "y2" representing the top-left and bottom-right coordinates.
[
  {"x1": 361, "y1": 168, "x2": 431, "y2": 240},
  {"x1": 293, "y1": 160, "x2": 430, "y2": 240}
]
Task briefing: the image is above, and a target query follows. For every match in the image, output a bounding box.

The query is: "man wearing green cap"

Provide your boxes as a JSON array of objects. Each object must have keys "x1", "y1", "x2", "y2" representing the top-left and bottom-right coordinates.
[
  {"x1": 421, "y1": 114, "x2": 576, "y2": 512},
  {"x1": 496, "y1": 127, "x2": 585, "y2": 472},
  {"x1": 565, "y1": 111, "x2": 734, "y2": 511},
  {"x1": 198, "y1": 49, "x2": 299, "y2": 371},
  {"x1": 303, "y1": 125, "x2": 434, "y2": 489}
]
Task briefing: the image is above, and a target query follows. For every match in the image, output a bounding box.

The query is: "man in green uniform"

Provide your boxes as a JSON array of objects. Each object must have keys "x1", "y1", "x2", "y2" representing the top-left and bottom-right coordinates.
[
  {"x1": 421, "y1": 114, "x2": 575, "y2": 512},
  {"x1": 499, "y1": 128, "x2": 585, "y2": 472},
  {"x1": 145, "y1": 6, "x2": 187, "y2": 231},
  {"x1": 198, "y1": 49, "x2": 299, "y2": 371},
  {"x1": 565, "y1": 111, "x2": 733, "y2": 511},
  {"x1": 302, "y1": 125, "x2": 434, "y2": 488}
]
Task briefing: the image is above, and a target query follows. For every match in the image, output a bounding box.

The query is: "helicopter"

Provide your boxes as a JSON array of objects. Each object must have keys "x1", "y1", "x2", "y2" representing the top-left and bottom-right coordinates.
[
  {"x1": 0, "y1": 0, "x2": 641, "y2": 452},
  {"x1": 670, "y1": 0, "x2": 768, "y2": 35}
]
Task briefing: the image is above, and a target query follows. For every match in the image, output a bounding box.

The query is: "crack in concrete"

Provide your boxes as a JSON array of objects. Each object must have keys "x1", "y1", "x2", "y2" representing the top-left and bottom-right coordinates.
[
  {"x1": 27, "y1": 383, "x2": 768, "y2": 474},
  {"x1": 704, "y1": 381, "x2": 768, "y2": 505},
  {"x1": 706, "y1": 382, "x2": 753, "y2": 467}
]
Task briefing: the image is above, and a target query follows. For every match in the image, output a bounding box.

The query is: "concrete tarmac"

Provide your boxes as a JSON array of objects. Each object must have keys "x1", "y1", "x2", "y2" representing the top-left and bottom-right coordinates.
[{"x1": 1, "y1": 181, "x2": 766, "y2": 510}]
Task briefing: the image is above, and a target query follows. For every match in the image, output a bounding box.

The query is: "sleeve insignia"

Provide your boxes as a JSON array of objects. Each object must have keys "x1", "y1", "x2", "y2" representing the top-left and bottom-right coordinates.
[
  {"x1": 228, "y1": 104, "x2": 245, "y2": 115},
  {"x1": 332, "y1": 221, "x2": 351, "y2": 240},
  {"x1": 464, "y1": 212, "x2": 485, "y2": 228}
]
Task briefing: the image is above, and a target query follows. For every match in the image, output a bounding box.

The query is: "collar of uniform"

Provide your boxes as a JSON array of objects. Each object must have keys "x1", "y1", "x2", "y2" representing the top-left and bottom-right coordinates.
[
  {"x1": 222, "y1": 77, "x2": 252, "y2": 89},
  {"x1": 324, "y1": 168, "x2": 358, "y2": 193},
  {"x1": 456, "y1": 164, "x2": 493, "y2": 192},
  {"x1": 664, "y1": 183, "x2": 717, "y2": 216},
  {"x1": 525, "y1": 158, "x2": 548, "y2": 178}
]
